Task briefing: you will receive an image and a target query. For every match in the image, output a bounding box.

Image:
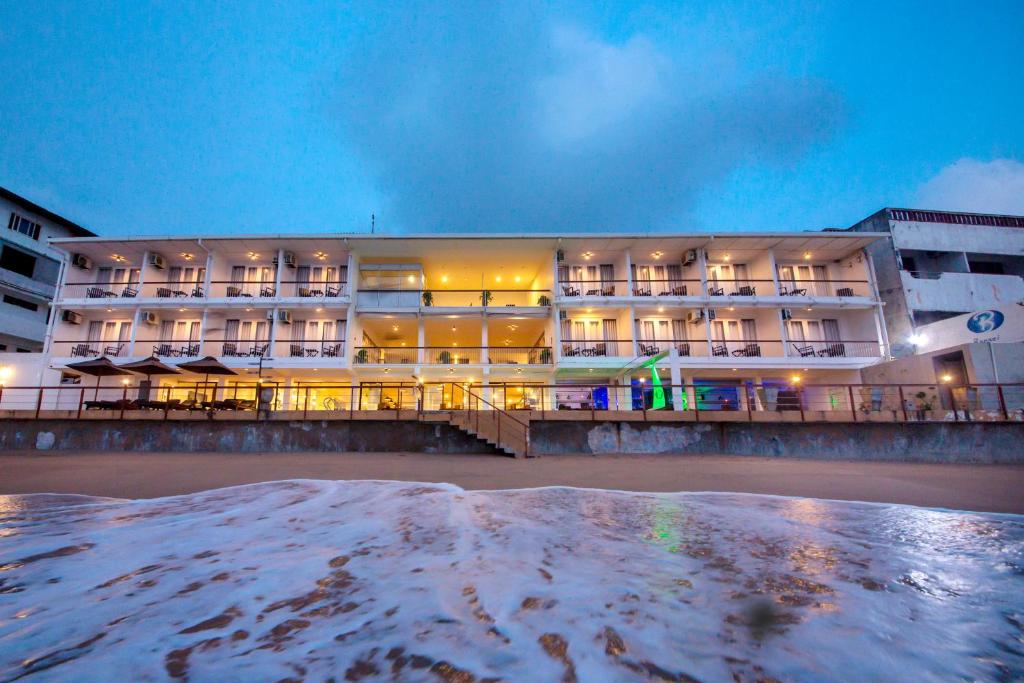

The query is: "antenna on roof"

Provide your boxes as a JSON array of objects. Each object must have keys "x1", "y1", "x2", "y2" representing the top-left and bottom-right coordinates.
[{"x1": 371, "y1": 213, "x2": 376, "y2": 234}]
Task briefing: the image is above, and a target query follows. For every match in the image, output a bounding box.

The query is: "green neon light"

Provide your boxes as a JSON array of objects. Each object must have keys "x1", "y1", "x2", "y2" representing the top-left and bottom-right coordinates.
[{"x1": 650, "y1": 366, "x2": 666, "y2": 410}]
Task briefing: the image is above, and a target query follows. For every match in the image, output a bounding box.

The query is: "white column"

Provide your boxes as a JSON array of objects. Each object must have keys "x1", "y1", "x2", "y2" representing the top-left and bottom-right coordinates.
[
  {"x1": 697, "y1": 246, "x2": 709, "y2": 296},
  {"x1": 778, "y1": 310, "x2": 791, "y2": 357},
  {"x1": 417, "y1": 316, "x2": 425, "y2": 364},
  {"x1": 268, "y1": 307, "x2": 280, "y2": 357},
  {"x1": 767, "y1": 247, "x2": 781, "y2": 293},
  {"x1": 201, "y1": 308, "x2": 209, "y2": 356},
  {"x1": 275, "y1": 249, "x2": 285, "y2": 297},
  {"x1": 669, "y1": 348, "x2": 683, "y2": 411},
  {"x1": 624, "y1": 249, "x2": 634, "y2": 295},
  {"x1": 201, "y1": 248, "x2": 213, "y2": 297},
  {"x1": 128, "y1": 308, "x2": 141, "y2": 357}
]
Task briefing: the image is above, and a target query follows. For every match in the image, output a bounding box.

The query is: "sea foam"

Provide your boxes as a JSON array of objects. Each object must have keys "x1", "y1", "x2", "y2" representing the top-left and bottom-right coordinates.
[{"x1": 0, "y1": 481, "x2": 1021, "y2": 681}]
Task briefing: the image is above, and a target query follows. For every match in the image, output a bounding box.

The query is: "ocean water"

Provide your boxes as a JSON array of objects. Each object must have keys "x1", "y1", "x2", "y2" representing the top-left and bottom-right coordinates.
[{"x1": 0, "y1": 481, "x2": 1021, "y2": 682}]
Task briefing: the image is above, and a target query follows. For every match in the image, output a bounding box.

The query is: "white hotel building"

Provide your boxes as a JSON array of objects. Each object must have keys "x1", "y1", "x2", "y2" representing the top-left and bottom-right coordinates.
[{"x1": 27, "y1": 231, "x2": 889, "y2": 411}]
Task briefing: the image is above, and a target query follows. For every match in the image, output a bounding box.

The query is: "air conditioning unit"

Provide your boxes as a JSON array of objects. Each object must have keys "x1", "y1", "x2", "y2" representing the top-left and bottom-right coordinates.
[
  {"x1": 556, "y1": 249, "x2": 565, "y2": 262},
  {"x1": 71, "y1": 253, "x2": 92, "y2": 270},
  {"x1": 682, "y1": 249, "x2": 697, "y2": 266},
  {"x1": 686, "y1": 310, "x2": 704, "y2": 324},
  {"x1": 61, "y1": 310, "x2": 83, "y2": 325},
  {"x1": 148, "y1": 253, "x2": 167, "y2": 270},
  {"x1": 707, "y1": 308, "x2": 716, "y2": 321},
  {"x1": 273, "y1": 252, "x2": 297, "y2": 268},
  {"x1": 558, "y1": 309, "x2": 567, "y2": 320},
  {"x1": 781, "y1": 308, "x2": 793, "y2": 321},
  {"x1": 140, "y1": 310, "x2": 158, "y2": 325},
  {"x1": 278, "y1": 310, "x2": 292, "y2": 324}
]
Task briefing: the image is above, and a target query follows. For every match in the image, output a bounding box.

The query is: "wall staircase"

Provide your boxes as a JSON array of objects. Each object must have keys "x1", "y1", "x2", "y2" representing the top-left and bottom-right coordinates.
[{"x1": 443, "y1": 389, "x2": 531, "y2": 458}]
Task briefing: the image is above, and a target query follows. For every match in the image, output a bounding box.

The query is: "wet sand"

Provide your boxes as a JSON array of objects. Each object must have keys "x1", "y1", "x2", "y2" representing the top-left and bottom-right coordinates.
[{"x1": 1, "y1": 451, "x2": 1022, "y2": 513}]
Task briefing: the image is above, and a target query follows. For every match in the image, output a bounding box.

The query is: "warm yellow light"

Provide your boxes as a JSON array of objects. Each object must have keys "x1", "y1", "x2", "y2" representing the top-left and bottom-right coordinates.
[
  {"x1": 316, "y1": 307, "x2": 323, "y2": 312},
  {"x1": 791, "y1": 375, "x2": 802, "y2": 383},
  {"x1": 657, "y1": 306, "x2": 664, "y2": 313},
  {"x1": 496, "y1": 275, "x2": 502, "y2": 283},
  {"x1": 514, "y1": 275, "x2": 521, "y2": 283},
  {"x1": 401, "y1": 341, "x2": 406, "y2": 346},
  {"x1": 652, "y1": 251, "x2": 663, "y2": 260},
  {"x1": 392, "y1": 325, "x2": 399, "y2": 332},
  {"x1": 586, "y1": 308, "x2": 593, "y2": 313},
  {"x1": 941, "y1": 374, "x2": 953, "y2": 383},
  {"x1": 181, "y1": 252, "x2": 194, "y2": 261},
  {"x1": 583, "y1": 251, "x2": 593, "y2": 260},
  {"x1": 723, "y1": 254, "x2": 731, "y2": 261},
  {"x1": 121, "y1": 378, "x2": 130, "y2": 385},
  {"x1": 441, "y1": 275, "x2": 448, "y2": 283},
  {"x1": 639, "y1": 377, "x2": 646, "y2": 384},
  {"x1": 803, "y1": 252, "x2": 812, "y2": 260},
  {"x1": 407, "y1": 275, "x2": 415, "y2": 283},
  {"x1": 247, "y1": 251, "x2": 259, "y2": 261},
  {"x1": 314, "y1": 251, "x2": 327, "y2": 261}
]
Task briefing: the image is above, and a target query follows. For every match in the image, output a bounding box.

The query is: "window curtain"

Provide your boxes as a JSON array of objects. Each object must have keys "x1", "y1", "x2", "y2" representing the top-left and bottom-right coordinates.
[
  {"x1": 103, "y1": 321, "x2": 117, "y2": 342},
  {"x1": 96, "y1": 267, "x2": 112, "y2": 285},
  {"x1": 787, "y1": 321, "x2": 806, "y2": 342},
  {"x1": 741, "y1": 319, "x2": 757, "y2": 341},
  {"x1": 658, "y1": 320, "x2": 670, "y2": 340},
  {"x1": 292, "y1": 320, "x2": 306, "y2": 343},
  {"x1": 602, "y1": 319, "x2": 618, "y2": 341},
  {"x1": 338, "y1": 265, "x2": 348, "y2": 285},
  {"x1": 118, "y1": 322, "x2": 131, "y2": 342},
  {"x1": 667, "y1": 264, "x2": 682, "y2": 286},
  {"x1": 570, "y1": 266, "x2": 584, "y2": 283},
  {"x1": 168, "y1": 266, "x2": 182, "y2": 284},
  {"x1": 599, "y1": 264, "x2": 614, "y2": 285},
  {"x1": 87, "y1": 321, "x2": 103, "y2": 343},
  {"x1": 586, "y1": 265, "x2": 598, "y2": 282},
  {"x1": 823, "y1": 319, "x2": 841, "y2": 342},
  {"x1": 641, "y1": 320, "x2": 655, "y2": 341},
  {"x1": 557, "y1": 265, "x2": 570, "y2": 283},
  {"x1": 671, "y1": 319, "x2": 687, "y2": 341},
  {"x1": 225, "y1": 319, "x2": 240, "y2": 342},
  {"x1": 188, "y1": 321, "x2": 201, "y2": 341},
  {"x1": 255, "y1": 321, "x2": 268, "y2": 341},
  {"x1": 733, "y1": 264, "x2": 749, "y2": 286},
  {"x1": 159, "y1": 320, "x2": 174, "y2": 343},
  {"x1": 573, "y1": 321, "x2": 586, "y2": 341},
  {"x1": 712, "y1": 321, "x2": 725, "y2": 340},
  {"x1": 560, "y1": 319, "x2": 572, "y2": 341}
]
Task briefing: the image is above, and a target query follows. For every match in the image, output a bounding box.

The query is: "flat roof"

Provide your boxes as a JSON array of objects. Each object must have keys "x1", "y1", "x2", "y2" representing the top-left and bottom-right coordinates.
[{"x1": 0, "y1": 186, "x2": 96, "y2": 237}]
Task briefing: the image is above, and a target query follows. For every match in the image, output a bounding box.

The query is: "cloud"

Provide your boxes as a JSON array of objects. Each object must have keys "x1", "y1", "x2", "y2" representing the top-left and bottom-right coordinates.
[
  {"x1": 336, "y1": 7, "x2": 843, "y2": 232},
  {"x1": 915, "y1": 158, "x2": 1024, "y2": 215}
]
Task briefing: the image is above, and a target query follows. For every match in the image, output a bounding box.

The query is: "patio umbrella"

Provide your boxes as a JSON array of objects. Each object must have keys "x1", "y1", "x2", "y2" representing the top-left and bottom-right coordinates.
[
  {"x1": 120, "y1": 356, "x2": 182, "y2": 401},
  {"x1": 177, "y1": 356, "x2": 238, "y2": 401},
  {"x1": 66, "y1": 356, "x2": 135, "y2": 400}
]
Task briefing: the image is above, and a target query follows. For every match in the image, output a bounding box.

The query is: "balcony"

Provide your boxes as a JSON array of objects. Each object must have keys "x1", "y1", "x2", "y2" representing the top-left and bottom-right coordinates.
[
  {"x1": 560, "y1": 340, "x2": 634, "y2": 357},
  {"x1": 900, "y1": 270, "x2": 1024, "y2": 312},
  {"x1": 358, "y1": 289, "x2": 553, "y2": 310},
  {"x1": 351, "y1": 346, "x2": 553, "y2": 366},
  {"x1": 775, "y1": 280, "x2": 872, "y2": 298},
  {"x1": 786, "y1": 340, "x2": 883, "y2": 359},
  {"x1": 274, "y1": 340, "x2": 345, "y2": 359}
]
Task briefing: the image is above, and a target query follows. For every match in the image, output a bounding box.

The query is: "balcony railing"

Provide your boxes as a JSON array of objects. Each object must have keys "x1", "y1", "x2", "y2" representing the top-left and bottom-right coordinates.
[
  {"x1": 63, "y1": 282, "x2": 141, "y2": 300},
  {"x1": 278, "y1": 281, "x2": 348, "y2": 299},
  {"x1": 358, "y1": 289, "x2": 552, "y2": 308},
  {"x1": 777, "y1": 280, "x2": 871, "y2": 297},
  {"x1": 149, "y1": 340, "x2": 202, "y2": 358},
  {"x1": 203, "y1": 339, "x2": 271, "y2": 358},
  {"x1": 141, "y1": 281, "x2": 205, "y2": 298},
  {"x1": 628, "y1": 279, "x2": 703, "y2": 297},
  {"x1": 636, "y1": 339, "x2": 709, "y2": 357},
  {"x1": 787, "y1": 340, "x2": 882, "y2": 358},
  {"x1": 708, "y1": 339, "x2": 785, "y2": 357},
  {"x1": 557, "y1": 280, "x2": 629, "y2": 297},
  {"x1": 52, "y1": 339, "x2": 133, "y2": 358},
  {"x1": 351, "y1": 346, "x2": 552, "y2": 365},
  {"x1": 560, "y1": 340, "x2": 632, "y2": 357},
  {"x1": 275, "y1": 339, "x2": 345, "y2": 358},
  {"x1": 705, "y1": 279, "x2": 777, "y2": 297}
]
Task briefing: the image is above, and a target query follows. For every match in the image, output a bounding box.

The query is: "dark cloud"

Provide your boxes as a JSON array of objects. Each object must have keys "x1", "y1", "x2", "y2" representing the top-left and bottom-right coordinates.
[{"x1": 336, "y1": 5, "x2": 843, "y2": 232}]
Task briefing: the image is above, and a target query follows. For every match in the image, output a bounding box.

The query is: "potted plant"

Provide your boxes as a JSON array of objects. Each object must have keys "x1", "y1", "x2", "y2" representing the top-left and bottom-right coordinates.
[
  {"x1": 438, "y1": 350, "x2": 453, "y2": 364},
  {"x1": 914, "y1": 390, "x2": 933, "y2": 420},
  {"x1": 354, "y1": 348, "x2": 369, "y2": 364},
  {"x1": 539, "y1": 347, "x2": 552, "y2": 364},
  {"x1": 422, "y1": 290, "x2": 433, "y2": 307},
  {"x1": 537, "y1": 294, "x2": 551, "y2": 307},
  {"x1": 480, "y1": 290, "x2": 492, "y2": 307}
]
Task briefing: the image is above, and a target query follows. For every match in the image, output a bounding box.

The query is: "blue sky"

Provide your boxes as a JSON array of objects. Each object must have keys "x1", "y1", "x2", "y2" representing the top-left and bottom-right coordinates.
[{"x1": 0, "y1": 1, "x2": 1021, "y2": 236}]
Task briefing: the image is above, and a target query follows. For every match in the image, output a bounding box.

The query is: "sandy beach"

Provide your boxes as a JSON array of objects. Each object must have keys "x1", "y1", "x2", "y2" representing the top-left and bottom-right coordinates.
[{"x1": 1, "y1": 451, "x2": 1022, "y2": 513}]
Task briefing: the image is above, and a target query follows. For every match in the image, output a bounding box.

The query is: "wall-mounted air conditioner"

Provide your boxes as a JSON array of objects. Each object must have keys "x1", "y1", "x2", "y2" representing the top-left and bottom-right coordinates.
[
  {"x1": 682, "y1": 249, "x2": 697, "y2": 266},
  {"x1": 71, "y1": 253, "x2": 92, "y2": 270},
  {"x1": 558, "y1": 309, "x2": 567, "y2": 320},
  {"x1": 781, "y1": 309, "x2": 793, "y2": 321},
  {"x1": 707, "y1": 308, "x2": 716, "y2": 321},
  {"x1": 140, "y1": 311, "x2": 158, "y2": 325},
  {"x1": 61, "y1": 310, "x2": 83, "y2": 325},
  {"x1": 556, "y1": 249, "x2": 564, "y2": 262},
  {"x1": 273, "y1": 252, "x2": 297, "y2": 268},
  {"x1": 148, "y1": 253, "x2": 167, "y2": 270},
  {"x1": 278, "y1": 310, "x2": 292, "y2": 324},
  {"x1": 686, "y1": 310, "x2": 704, "y2": 324}
]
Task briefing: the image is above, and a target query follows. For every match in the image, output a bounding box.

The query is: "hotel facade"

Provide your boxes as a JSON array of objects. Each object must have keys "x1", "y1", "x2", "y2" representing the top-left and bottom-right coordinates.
[{"x1": 30, "y1": 231, "x2": 890, "y2": 413}]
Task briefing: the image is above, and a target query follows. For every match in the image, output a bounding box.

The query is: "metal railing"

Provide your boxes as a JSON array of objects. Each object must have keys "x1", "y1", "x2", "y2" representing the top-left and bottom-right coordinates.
[
  {"x1": 777, "y1": 279, "x2": 871, "y2": 297},
  {"x1": 705, "y1": 279, "x2": 777, "y2": 297},
  {"x1": 787, "y1": 340, "x2": 882, "y2": 358},
  {"x1": 62, "y1": 282, "x2": 141, "y2": 299},
  {"x1": 460, "y1": 387, "x2": 530, "y2": 457},
  {"x1": 358, "y1": 289, "x2": 552, "y2": 308},
  {"x1": 560, "y1": 340, "x2": 633, "y2": 357},
  {"x1": 557, "y1": 280, "x2": 630, "y2": 297},
  {"x1": 276, "y1": 339, "x2": 345, "y2": 358},
  {"x1": 2, "y1": 381, "x2": 1022, "y2": 425},
  {"x1": 629, "y1": 279, "x2": 703, "y2": 297}
]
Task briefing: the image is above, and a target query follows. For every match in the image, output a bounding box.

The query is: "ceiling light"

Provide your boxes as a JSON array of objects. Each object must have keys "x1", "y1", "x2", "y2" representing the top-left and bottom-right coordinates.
[
  {"x1": 583, "y1": 251, "x2": 593, "y2": 260},
  {"x1": 728, "y1": 306, "x2": 735, "y2": 311},
  {"x1": 652, "y1": 251, "x2": 663, "y2": 260},
  {"x1": 496, "y1": 275, "x2": 502, "y2": 283},
  {"x1": 179, "y1": 307, "x2": 185, "y2": 312},
  {"x1": 245, "y1": 308, "x2": 252, "y2": 312},
  {"x1": 803, "y1": 252, "x2": 812, "y2": 260},
  {"x1": 514, "y1": 275, "x2": 521, "y2": 283},
  {"x1": 657, "y1": 306, "x2": 664, "y2": 313},
  {"x1": 451, "y1": 326, "x2": 457, "y2": 332},
  {"x1": 247, "y1": 251, "x2": 259, "y2": 261},
  {"x1": 441, "y1": 275, "x2": 448, "y2": 283},
  {"x1": 407, "y1": 275, "x2": 415, "y2": 283},
  {"x1": 316, "y1": 307, "x2": 323, "y2": 312},
  {"x1": 314, "y1": 251, "x2": 327, "y2": 261},
  {"x1": 392, "y1": 325, "x2": 399, "y2": 331},
  {"x1": 180, "y1": 252, "x2": 194, "y2": 261},
  {"x1": 791, "y1": 375, "x2": 802, "y2": 383},
  {"x1": 723, "y1": 254, "x2": 731, "y2": 262},
  {"x1": 111, "y1": 254, "x2": 126, "y2": 263}
]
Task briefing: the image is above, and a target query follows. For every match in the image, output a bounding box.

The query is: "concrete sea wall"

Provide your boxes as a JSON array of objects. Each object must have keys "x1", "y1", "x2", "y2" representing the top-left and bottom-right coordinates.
[
  {"x1": 0, "y1": 419, "x2": 1021, "y2": 463},
  {"x1": 530, "y1": 421, "x2": 1024, "y2": 463}
]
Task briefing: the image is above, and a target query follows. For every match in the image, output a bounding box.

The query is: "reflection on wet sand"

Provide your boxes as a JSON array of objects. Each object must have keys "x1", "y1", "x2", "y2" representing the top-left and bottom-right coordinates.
[{"x1": 0, "y1": 482, "x2": 1021, "y2": 681}]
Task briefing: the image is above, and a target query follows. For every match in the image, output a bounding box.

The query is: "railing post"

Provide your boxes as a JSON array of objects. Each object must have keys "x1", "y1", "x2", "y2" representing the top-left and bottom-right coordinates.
[
  {"x1": 693, "y1": 384, "x2": 700, "y2": 422},
  {"x1": 590, "y1": 388, "x2": 595, "y2": 421},
  {"x1": 120, "y1": 385, "x2": 128, "y2": 420},
  {"x1": 952, "y1": 385, "x2": 960, "y2": 422},
  {"x1": 746, "y1": 383, "x2": 753, "y2": 422},
  {"x1": 303, "y1": 387, "x2": 310, "y2": 420},
  {"x1": 77, "y1": 386, "x2": 85, "y2": 420},
  {"x1": 898, "y1": 385, "x2": 908, "y2": 423},
  {"x1": 540, "y1": 386, "x2": 545, "y2": 420},
  {"x1": 35, "y1": 387, "x2": 43, "y2": 420},
  {"x1": 997, "y1": 385, "x2": 1009, "y2": 421},
  {"x1": 396, "y1": 385, "x2": 402, "y2": 418},
  {"x1": 848, "y1": 385, "x2": 857, "y2": 422},
  {"x1": 798, "y1": 386, "x2": 805, "y2": 422}
]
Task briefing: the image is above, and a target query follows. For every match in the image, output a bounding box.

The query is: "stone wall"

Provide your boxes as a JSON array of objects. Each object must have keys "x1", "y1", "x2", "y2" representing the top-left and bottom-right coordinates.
[{"x1": 530, "y1": 420, "x2": 1024, "y2": 463}]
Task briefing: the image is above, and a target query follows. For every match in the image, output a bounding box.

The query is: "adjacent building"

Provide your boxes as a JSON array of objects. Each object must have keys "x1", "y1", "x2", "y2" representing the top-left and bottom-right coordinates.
[
  {"x1": 0, "y1": 187, "x2": 96, "y2": 352},
  {"x1": 848, "y1": 208, "x2": 1024, "y2": 357},
  {"x1": 34, "y1": 231, "x2": 889, "y2": 411}
]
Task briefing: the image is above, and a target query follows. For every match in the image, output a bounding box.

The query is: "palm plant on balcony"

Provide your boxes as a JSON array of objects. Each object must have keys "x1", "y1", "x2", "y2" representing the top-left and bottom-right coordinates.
[
  {"x1": 479, "y1": 290, "x2": 492, "y2": 307},
  {"x1": 538, "y1": 347, "x2": 552, "y2": 364},
  {"x1": 537, "y1": 294, "x2": 551, "y2": 306},
  {"x1": 354, "y1": 348, "x2": 369, "y2": 364},
  {"x1": 422, "y1": 290, "x2": 433, "y2": 307},
  {"x1": 438, "y1": 350, "x2": 453, "y2": 364}
]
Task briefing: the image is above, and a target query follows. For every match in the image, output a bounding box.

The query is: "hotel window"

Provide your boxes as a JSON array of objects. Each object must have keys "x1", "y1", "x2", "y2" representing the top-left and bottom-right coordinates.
[
  {"x1": 2, "y1": 294, "x2": 38, "y2": 311},
  {"x1": 8, "y1": 213, "x2": 41, "y2": 240},
  {"x1": 0, "y1": 245, "x2": 36, "y2": 277}
]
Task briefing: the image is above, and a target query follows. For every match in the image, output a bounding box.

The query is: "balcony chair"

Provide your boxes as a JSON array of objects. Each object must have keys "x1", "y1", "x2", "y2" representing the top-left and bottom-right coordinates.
[
  {"x1": 321, "y1": 343, "x2": 341, "y2": 358},
  {"x1": 600, "y1": 285, "x2": 616, "y2": 296},
  {"x1": 711, "y1": 343, "x2": 729, "y2": 357},
  {"x1": 153, "y1": 343, "x2": 176, "y2": 357},
  {"x1": 222, "y1": 343, "x2": 240, "y2": 356},
  {"x1": 87, "y1": 287, "x2": 114, "y2": 298},
  {"x1": 819, "y1": 343, "x2": 847, "y2": 358},
  {"x1": 632, "y1": 286, "x2": 652, "y2": 296},
  {"x1": 325, "y1": 285, "x2": 341, "y2": 297},
  {"x1": 781, "y1": 286, "x2": 807, "y2": 296},
  {"x1": 71, "y1": 343, "x2": 100, "y2": 357},
  {"x1": 640, "y1": 343, "x2": 660, "y2": 356},
  {"x1": 677, "y1": 342, "x2": 691, "y2": 357},
  {"x1": 104, "y1": 343, "x2": 125, "y2": 357},
  {"x1": 156, "y1": 287, "x2": 173, "y2": 298},
  {"x1": 290, "y1": 344, "x2": 305, "y2": 357},
  {"x1": 707, "y1": 286, "x2": 724, "y2": 296},
  {"x1": 249, "y1": 344, "x2": 269, "y2": 357},
  {"x1": 226, "y1": 286, "x2": 252, "y2": 298},
  {"x1": 191, "y1": 286, "x2": 204, "y2": 297},
  {"x1": 593, "y1": 343, "x2": 608, "y2": 357},
  {"x1": 260, "y1": 286, "x2": 276, "y2": 297},
  {"x1": 665, "y1": 284, "x2": 687, "y2": 296},
  {"x1": 794, "y1": 344, "x2": 817, "y2": 358},
  {"x1": 563, "y1": 345, "x2": 580, "y2": 357},
  {"x1": 179, "y1": 343, "x2": 199, "y2": 357},
  {"x1": 731, "y1": 343, "x2": 762, "y2": 357},
  {"x1": 836, "y1": 287, "x2": 855, "y2": 297},
  {"x1": 732, "y1": 285, "x2": 756, "y2": 296},
  {"x1": 561, "y1": 284, "x2": 581, "y2": 297},
  {"x1": 121, "y1": 286, "x2": 138, "y2": 298}
]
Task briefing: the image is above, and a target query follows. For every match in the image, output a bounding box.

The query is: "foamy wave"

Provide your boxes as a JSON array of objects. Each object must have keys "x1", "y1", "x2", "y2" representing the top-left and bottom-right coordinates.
[{"x1": 0, "y1": 481, "x2": 1021, "y2": 681}]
